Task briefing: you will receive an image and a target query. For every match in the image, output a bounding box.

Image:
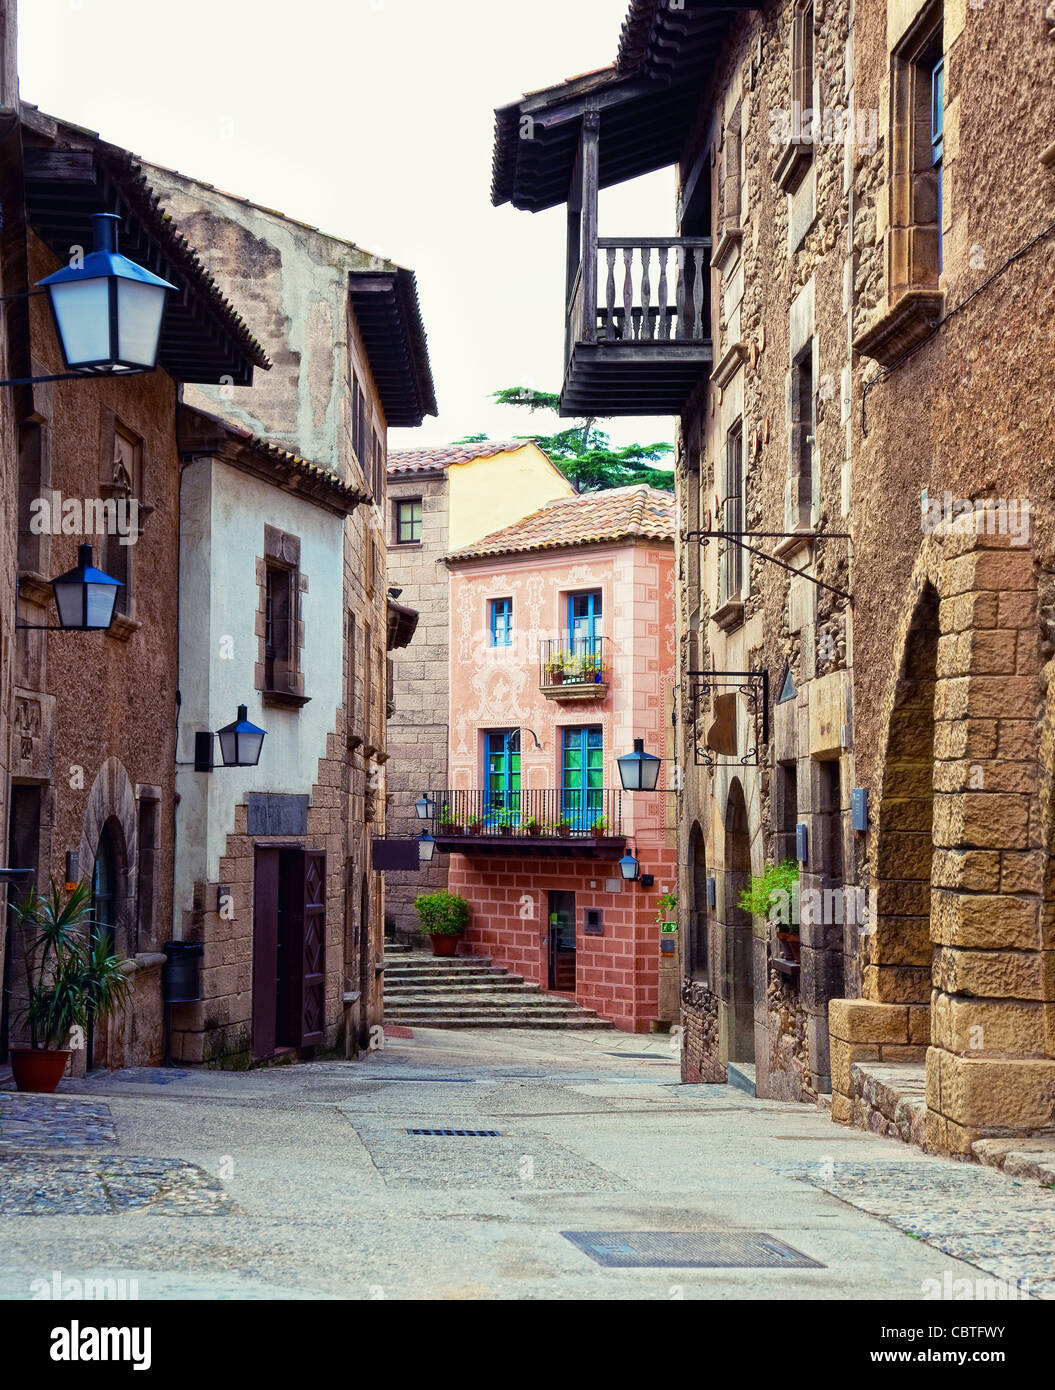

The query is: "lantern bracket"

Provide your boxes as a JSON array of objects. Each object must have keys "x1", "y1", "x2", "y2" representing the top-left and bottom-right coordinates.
[
  {"x1": 685, "y1": 529, "x2": 853, "y2": 603},
  {"x1": 688, "y1": 668, "x2": 769, "y2": 767}
]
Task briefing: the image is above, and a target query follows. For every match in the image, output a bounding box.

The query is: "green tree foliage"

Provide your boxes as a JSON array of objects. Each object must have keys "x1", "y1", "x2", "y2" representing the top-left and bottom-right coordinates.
[{"x1": 489, "y1": 386, "x2": 674, "y2": 493}]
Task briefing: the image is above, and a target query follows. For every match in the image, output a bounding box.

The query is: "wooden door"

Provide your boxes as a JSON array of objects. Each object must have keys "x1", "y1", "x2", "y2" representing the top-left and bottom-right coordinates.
[
  {"x1": 252, "y1": 848, "x2": 280, "y2": 1061},
  {"x1": 297, "y1": 850, "x2": 326, "y2": 1047},
  {"x1": 547, "y1": 890, "x2": 576, "y2": 992}
]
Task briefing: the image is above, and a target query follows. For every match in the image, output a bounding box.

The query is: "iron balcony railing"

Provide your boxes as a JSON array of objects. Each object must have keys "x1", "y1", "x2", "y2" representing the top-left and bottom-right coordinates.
[
  {"x1": 539, "y1": 635, "x2": 608, "y2": 687},
  {"x1": 431, "y1": 787, "x2": 622, "y2": 839}
]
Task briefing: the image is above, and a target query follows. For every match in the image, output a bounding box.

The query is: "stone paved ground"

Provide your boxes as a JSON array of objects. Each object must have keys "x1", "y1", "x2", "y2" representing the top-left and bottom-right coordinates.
[{"x1": 0, "y1": 1027, "x2": 1051, "y2": 1300}]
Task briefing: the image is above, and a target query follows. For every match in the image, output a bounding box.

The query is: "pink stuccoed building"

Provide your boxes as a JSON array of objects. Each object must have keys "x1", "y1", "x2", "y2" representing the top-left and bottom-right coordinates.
[{"x1": 437, "y1": 485, "x2": 679, "y2": 1032}]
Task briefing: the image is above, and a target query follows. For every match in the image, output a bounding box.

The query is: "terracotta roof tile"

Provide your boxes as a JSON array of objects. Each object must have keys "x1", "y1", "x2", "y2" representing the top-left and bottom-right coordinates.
[
  {"x1": 387, "y1": 439, "x2": 533, "y2": 475},
  {"x1": 446, "y1": 484, "x2": 675, "y2": 561}
]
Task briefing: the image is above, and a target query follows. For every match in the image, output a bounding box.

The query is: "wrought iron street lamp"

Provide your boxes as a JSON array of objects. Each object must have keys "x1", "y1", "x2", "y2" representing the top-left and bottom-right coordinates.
[
  {"x1": 216, "y1": 706, "x2": 267, "y2": 768},
  {"x1": 616, "y1": 738, "x2": 662, "y2": 792},
  {"x1": 38, "y1": 213, "x2": 175, "y2": 375},
  {"x1": 16, "y1": 543, "x2": 123, "y2": 632},
  {"x1": 51, "y1": 543, "x2": 123, "y2": 630},
  {"x1": 618, "y1": 851, "x2": 640, "y2": 882}
]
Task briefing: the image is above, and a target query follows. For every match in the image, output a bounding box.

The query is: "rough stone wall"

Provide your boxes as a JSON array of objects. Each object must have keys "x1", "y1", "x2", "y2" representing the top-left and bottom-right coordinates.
[
  {"x1": 5, "y1": 232, "x2": 181, "y2": 1070},
  {"x1": 141, "y1": 168, "x2": 394, "y2": 1061},
  {"x1": 170, "y1": 726, "x2": 349, "y2": 1067},
  {"x1": 677, "y1": 0, "x2": 857, "y2": 1098},
  {"x1": 827, "y1": 0, "x2": 1055, "y2": 1153},
  {"x1": 385, "y1": 470, "x2": 450, "y2": 937}
]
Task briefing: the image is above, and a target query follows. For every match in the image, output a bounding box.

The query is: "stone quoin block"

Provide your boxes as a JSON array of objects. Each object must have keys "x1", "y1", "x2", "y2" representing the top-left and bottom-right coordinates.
[
  {"x1": 829, "y1": 999, "x2": 910, "y2": 1044},
  {"x1": 931, "y1": 1050, "x2": 1055, "y2": 1131}
]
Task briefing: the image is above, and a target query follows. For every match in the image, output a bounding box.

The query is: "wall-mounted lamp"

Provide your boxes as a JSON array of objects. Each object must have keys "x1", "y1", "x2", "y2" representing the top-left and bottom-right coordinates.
[
  {"x1": 618, "y1": 851, "x2": 640, "y2": 882},
  {"x1": 417, "y1": 831, "x2": 436, "y2": 864},
  {"x1": 16, "y1": 543, "x2": 122, "y2": 632},
  {"x1": 414, "y1": 792, "x2": 436, "y2": 821},
  {"x1": 187, "y1": 706, "x2": 267, "y2": 772},
  {"x1": 617, "y1": 737, "x2": 662, "y2": 791}
]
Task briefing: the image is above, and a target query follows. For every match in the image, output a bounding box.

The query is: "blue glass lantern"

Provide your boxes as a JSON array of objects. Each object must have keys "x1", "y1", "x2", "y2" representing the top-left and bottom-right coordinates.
[{"x1": 37, "y1": 213, "x2": 176, "y2": 373}]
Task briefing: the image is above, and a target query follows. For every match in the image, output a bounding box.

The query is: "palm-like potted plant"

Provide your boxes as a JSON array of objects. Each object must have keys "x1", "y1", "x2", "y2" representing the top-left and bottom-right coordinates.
[
  {"x1": 738, "y1": 860, "x2": 801, "y2": 964},
  {"x1": 545, "y1": 653, "x2": 565, "y2": 685},
  {"x1": 414, "y1": 890, "x2": 470, "y2": 958},
  {"x1": 10, "y1": 881, "x2": 131, "y2": 1092}
]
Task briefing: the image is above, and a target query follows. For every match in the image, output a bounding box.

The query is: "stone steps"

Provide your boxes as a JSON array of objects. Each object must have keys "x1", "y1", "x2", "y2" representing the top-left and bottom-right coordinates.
[
  {"x1": 383, "y1": 1014, "x2": 612, "y2": 1031},
  {"x1": 381, "y1": 953, "x2": 611, "y2": 1030}
]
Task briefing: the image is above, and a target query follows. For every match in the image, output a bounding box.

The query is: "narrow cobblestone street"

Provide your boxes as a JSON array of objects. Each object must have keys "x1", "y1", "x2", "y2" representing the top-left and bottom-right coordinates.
[{"x1": 2, "y1": 1033, "x2": 1052, "y2": 1301}]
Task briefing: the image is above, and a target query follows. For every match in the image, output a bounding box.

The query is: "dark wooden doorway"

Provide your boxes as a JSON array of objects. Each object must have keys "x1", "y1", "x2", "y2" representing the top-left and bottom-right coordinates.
[
  {"x1": 252, "y1": 847, "x2": 326, "y2": 1061},
  {"x1": 88, "y1": 819, "x2": 121, "y2": 1070},
  {"x1": 547, "y1": 890, "x2": 576, "y2": 992},
  {"x1": 724, "y1": 780, "x2": 755, "y2": 1063},
  {"x1": 1, "y1": 784, "x2": 41, "y2": 1062}
]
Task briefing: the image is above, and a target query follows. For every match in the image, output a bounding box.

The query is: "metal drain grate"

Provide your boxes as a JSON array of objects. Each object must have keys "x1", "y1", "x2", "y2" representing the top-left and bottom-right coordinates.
[
  {"x1": 605, "y1": 1052, "x2": 674, "y2": 1061},
  {"x1": 562, "y1": 1230, "x2": 825, "y2": 1269},
  {"x1": 405, "y1": 1128, "x2": 502, "y2": 1137}
]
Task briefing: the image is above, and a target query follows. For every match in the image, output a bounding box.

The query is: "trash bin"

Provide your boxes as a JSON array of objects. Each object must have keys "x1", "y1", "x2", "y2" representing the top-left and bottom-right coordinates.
[{"x1": 161, "y1": 941, "x2": 204, "y2": 1004}]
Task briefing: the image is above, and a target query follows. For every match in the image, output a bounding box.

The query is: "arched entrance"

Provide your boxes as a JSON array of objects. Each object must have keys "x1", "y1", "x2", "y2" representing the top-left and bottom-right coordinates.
[
  {"x1": 687, "y1": 821, "x2": 708, "y2": 980},
  {"x1": 358, "y1": 874, "x2": 371, "y2": 1049},
  {"x1": 89, "y1": 818, "x2": 125, "y2": 1069},
  {"x1": 870, "y1": 582, "x2": 939, "y2": 1004},
  {"x1": 723, "y1": 779, "x2": 754, "y2": 1062}
]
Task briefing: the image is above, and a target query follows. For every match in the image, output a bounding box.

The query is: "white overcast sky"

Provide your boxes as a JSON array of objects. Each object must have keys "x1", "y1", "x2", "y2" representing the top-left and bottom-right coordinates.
[{"x1": 19, "y1": 0, "x2": 675, "y2": 456}]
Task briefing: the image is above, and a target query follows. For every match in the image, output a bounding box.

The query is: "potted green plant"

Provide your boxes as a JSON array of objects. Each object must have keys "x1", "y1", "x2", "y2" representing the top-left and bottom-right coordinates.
[
  {"x1": 556, "y1": 816, "x2": 573, "y2": 838},
  {"x1": 414, "y1": 890, "x2": 470, "y2": 958},
  {"x1": 10, "y1": 881, "x2": 131, "y2": 1093},
  {"x1": 524, "y1": 816, "x2": 543, "y2": 837},
  {"x1": 545, "y1": 656, "x2": 564, "y2": 686},
  {"x1": 466, "y1": 816, "x2": 482, "y2": 836},
  {"x1": 437, "y1": 805, "x2": 462, "y2": 835},
  {"x1": 590, "y1": 814, "x2": 609, "y2": 836},
  {"x1": 656, "y1": 890, "x2": 678, "y2": 928},
  {"x1": 738, "y1": 860, "x2": 801, "y2": 964}
]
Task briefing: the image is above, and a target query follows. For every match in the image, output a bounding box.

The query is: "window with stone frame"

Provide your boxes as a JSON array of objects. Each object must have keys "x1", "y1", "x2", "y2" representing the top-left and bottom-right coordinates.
[
  {"x1": 394, "y1": 497, "x2": 422, "y2": 544},
  {"x1": 789, "y1": 341, "x2": 815, "y2": 530},
  {"x1": 855, "y1": 3, "x2": 945, "y2": 364},
  {"x1": 135, "y1": 790, "x2": 160, "y2": 953},
  {"x1": 103, "y1": 418, "x2": 143, "y2": 624},
  {"x1": 720, "y1": 102, "x2": 743, "y2": 238},
  {"x1": 775, "y1": 0, "x2": 815, "y2": 192},
  {"x1": 720, "y1": 420, "x2": 744, "y2": 602},
  {"x1": 346, "y1": 610, "x2": 357, "y2": 738},
  {"x1": 257, "y1": 526, "x2": 308, "y2": 707},
  {"x1": 892, "y1": 6, "x2": 945, "y2": 295}
]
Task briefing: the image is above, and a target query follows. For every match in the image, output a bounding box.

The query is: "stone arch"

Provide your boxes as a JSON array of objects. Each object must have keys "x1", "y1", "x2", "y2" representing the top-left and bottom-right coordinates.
[
  {"x1": 80, "y1": 757, "x2": 138, "y2": 961},
  {"x1": 722, "y1": 778, "x2": 754, "y2": 1062},
  {"x1": 686, "y1": 819, "x2": 708, "y2": 980},
  {"x1": 868, "y1": 581, "x2": 940, "y2": 1005}
]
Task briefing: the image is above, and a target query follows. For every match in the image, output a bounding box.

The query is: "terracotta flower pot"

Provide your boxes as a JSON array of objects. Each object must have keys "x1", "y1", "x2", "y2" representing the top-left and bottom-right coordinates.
[
  {"x1": 776, "y1": 931, "x2": 801, "y2": 964},
  {"x1": 557, "y1": 824, "x2": 571, "y2": 838},
  {"x1": 10, "y1": 1047, "x2": 72, "y2": 1094},
  {"x1": 430, "y1": 934, "x2": 460, "y2": 957}
]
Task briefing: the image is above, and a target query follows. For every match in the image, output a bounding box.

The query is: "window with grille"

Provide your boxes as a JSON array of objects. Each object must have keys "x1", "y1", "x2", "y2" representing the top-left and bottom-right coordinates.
[
  {"x1": 395, "y1": 499, "x2": 422, "y2": 544},
  {"x1": 722, "y1": 421, "x2": 743, "y2": 601},
  {"x1": 265, "y1": 564, "x2": 296, "y2": 692}
]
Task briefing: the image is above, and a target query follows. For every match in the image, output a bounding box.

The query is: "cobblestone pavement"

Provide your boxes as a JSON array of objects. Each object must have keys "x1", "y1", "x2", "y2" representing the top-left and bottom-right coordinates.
[{"x1": 0, "y1": 1027, "x2": 1051, "y2": 1300}]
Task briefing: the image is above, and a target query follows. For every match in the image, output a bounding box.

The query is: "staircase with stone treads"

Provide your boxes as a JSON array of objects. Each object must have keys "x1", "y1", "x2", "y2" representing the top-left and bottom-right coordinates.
[{"x1": 382, "y1": 951, "x2": 613, "y2": 1030}]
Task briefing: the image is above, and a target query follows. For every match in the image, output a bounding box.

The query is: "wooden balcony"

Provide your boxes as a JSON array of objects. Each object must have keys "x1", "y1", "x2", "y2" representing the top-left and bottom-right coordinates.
[{"x1": 562, "y1": 236, "x2": 713, "y2": 417}]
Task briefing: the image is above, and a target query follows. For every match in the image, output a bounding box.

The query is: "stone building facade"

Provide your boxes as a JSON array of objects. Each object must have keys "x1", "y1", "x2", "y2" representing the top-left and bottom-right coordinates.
[
  {"x1": 440, "y1": 486, "x2": 678, "y2": 1031},
  {"x1": 491, "y1": 0, "x2": 1055, "y2": 1153},
  {"x1": 144, "y1": 165, "x2": 436, "y2": 1062},
  {"x1": 1, "y1": 105, "x2": 268, "y2": 1071},
  {"x1": 384, "y1": 440, "x2": 574, "y2": 939}
]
